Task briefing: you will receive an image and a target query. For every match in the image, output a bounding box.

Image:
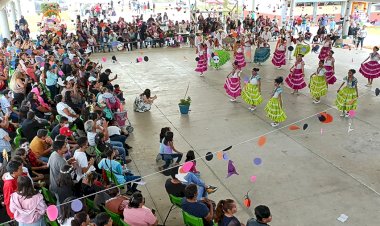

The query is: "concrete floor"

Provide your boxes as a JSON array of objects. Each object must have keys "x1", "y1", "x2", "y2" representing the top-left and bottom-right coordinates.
[{"x1": 92, "y1": 44, "x2": 380, "y2": 226}]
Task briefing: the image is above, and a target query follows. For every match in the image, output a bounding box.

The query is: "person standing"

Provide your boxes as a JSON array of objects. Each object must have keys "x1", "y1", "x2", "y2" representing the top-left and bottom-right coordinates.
[
  {"x1": 271, "y1": 38, "x2": 287, "y2": 68},
  {"x1": 265, "y1": 77, "x2": 287, "y2": 127},
  {"x1": 224, "y1": 62, "x2": 242, "y2": 102},
  {"x1": 309, "y1": 60, "x2": 328, "y2": 104},
  {"x1": 356, "y1": 25, "x2": 367, "y2": 50},
  {"x1": 285, "y1": 54, "x2": 306, "y2": 95},
  {"x1": 10, "y1": 176, "x2": 47, "y2": 226},
  {"x1": 336, "y1": 69, "x2": 359, "y2": 117},
  {"x1": 324, "y1": 50, "x2": 337, "y2": 85},
  {"x1": 359, "y1": 46, "x2": 380, "y2": 87},
  {"x1": 241, "y1": 68, "x2": 263, "y2": 111}
]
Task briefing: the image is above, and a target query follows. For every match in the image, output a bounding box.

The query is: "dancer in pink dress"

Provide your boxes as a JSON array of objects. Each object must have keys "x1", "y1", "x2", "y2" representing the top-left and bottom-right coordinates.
[
  {"x1": 271, "y1": 38, "x2": 287, "y2": 69},
  {"x1": 324, "y1": 50, "x2": 337, "y2": 85},
  {"x1": 195, "y1": 43, "x2": 208, "y2": 76},
  {"x1": 285, "y1": 54, "x2": 307, "y2": 95},
  {"x1": 359, "y1": 46, "x2": 380, "y2": 87},
  {"x1": 224, "y1": 62, "x2": 242, "y2": 102},
  {"x1": 233, "y1": 41, "x2": 246, "y2": 70},
  {"x1": 318, "y1": 35, "x2": 332, "y2": 60}
]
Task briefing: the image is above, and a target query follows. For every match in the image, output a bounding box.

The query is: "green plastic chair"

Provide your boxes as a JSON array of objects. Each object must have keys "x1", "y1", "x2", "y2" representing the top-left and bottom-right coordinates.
[
  {"x1": 14, "y1": 136, "x2": 21, "y2": 148},
  {"x1": 104, "y1": 206, "x2": 130, "y2": 226},
  {"x1": 182, "y1": 211, "x2": 204, "y2": 226},
  {"x1": 41, "y1": 187, "x2": 57, "y2": 204},
  {"x1": 16, "y1": 128, "x2": 22, "y2": 136},
  {"x1": 85, "y1": 198, "x2": 100, "y2": 212},
  {"x1": 104, "y1": 170, "x2": 125, "y2": 189},
  {"x1": 44, "y1": 215, "x2": 59, "y2": 226},
  {"x1": 163, "y1": 194, "x2": 183, "y2": 225},
  {"x1": 56, "y1": 115, "x2": 61, "y2": 122}
]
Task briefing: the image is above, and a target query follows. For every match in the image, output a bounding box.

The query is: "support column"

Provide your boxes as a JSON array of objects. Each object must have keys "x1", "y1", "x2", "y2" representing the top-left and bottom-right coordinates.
[
  {"x1": 342, "y1": 0, "x2": 352, "y2": 39},
  {"x1": 0, "y1": 8, "x2": 11, "y2": 39},
  {"x1": 289, "y1": 0, "x2": 296, "y2": 22},
  {"x1": 15, "y1": 0, "x2": 21, "y2": 19},
  {"x1": 9, "y1": 1, "x2": 17, "y2": 28},
  {"x1": 312, "y1": 2, "x2": 318, "y2": 23},
  {"x1": 367, "y1": 3, "x2": 372, "y2": 16},
  {"x1": 341, "y1": 1, "x2": 347, "y2": 18}
]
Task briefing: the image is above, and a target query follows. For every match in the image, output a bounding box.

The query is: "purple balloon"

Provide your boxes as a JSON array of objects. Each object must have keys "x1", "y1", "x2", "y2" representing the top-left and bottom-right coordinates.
[
  {"x1": 63, "y1": 58, "x2": 70, "y2": 64},
  {"x1": 71, "y1": 199, "x2": 83, "y2": 212},
  {"x1": 26, "y1": 49, "x2": 32, "y2": 55},
  {"x1": 253, "y1": 157, "x2": 262, "y2": 165}
]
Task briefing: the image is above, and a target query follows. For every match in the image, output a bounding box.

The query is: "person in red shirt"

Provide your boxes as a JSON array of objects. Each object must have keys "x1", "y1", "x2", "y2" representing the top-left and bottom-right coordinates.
[
  {"x1": 2, "y1": 160, "x2": 24, "y2": 219},
  {"x1": 20, "y1": 138, "x2": 47, "y2": 169}
]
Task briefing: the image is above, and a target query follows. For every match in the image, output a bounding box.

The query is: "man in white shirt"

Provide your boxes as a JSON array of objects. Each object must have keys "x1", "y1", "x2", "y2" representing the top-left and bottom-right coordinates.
[
  {"x1": 0, "y1": 89, "x2": 19, "y2": 122},
  {"x1": 260, "y1": 26, "x2": 272, "y2": 43},
  {"x1": 73, "y1": 137, "x2": 95, "y2": 181}
]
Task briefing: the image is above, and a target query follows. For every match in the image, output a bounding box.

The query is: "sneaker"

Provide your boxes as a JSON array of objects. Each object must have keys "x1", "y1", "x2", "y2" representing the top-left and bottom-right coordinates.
[
  {"x1": 125, "y1": 144, "x2": 133, "y2": 149},
  {"x1": 230, "y1": 98, "x2": 236, "y2": 102},
  {"x1": 248, "y1": 106, "x2": 253, "y2": 110},
  {"x1": 206, "y1": 186, "x2": 218, "y2": 194},
  {"x1": 313, "y1": 99, "x2": 321, "y2": 104},
  {"x1": 277, "y1": 66, "x2": 282, "y2": 69},
  {"x1": 271, "y1": 122, "x2": 279, "y2": 127},
  {"x1": 340, "y1": 112, "x2": 345, "y2": 117},
  {"x1": 125, "y1": 159, "x2": 132, "y2": 164},
  {"x1": 250, "y1": 106, "x2": 257, "y2": 111},
  {"x1": 345, "y1": 113, "x2": 349, "y2": 118}
]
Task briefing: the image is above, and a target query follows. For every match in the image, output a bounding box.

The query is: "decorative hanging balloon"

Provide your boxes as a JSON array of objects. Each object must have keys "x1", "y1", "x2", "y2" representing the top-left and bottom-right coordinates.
[{"x1": 243, "y1": 190, "x2": 252, "y2": 208}]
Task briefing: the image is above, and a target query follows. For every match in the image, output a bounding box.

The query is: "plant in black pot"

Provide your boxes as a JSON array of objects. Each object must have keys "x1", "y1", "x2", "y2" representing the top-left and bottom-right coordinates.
[{"x1": 179, "y1": 96, "x2": 191, "y2": 114}]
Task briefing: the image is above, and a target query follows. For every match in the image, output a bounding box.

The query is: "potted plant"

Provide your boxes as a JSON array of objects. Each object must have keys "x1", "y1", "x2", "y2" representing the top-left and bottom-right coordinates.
[{"x1": 179, "y1": 96, "x2": 191, "y2": 114}]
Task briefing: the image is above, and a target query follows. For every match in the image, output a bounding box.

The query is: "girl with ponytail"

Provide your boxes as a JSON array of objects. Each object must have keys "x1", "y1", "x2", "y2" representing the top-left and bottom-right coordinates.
[{"x1": 214, "y1": 199, "x2": 244, "y2": 226}]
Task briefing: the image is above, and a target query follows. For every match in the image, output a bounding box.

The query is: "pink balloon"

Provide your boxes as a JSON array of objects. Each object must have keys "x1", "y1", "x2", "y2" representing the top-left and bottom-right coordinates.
[
  {"x1": 138, "y1": 57, "x2": 143, "y2": 62},
  {"x1": 102, "y1": 57, "x2": 107, "y2": 62},
  {"x1": 46, "y1": 205, "x2": 59, "y2": 221},
  {"x1": 4, "y1": 52, "x2": 10, "y2": 57},
  {"x1": 250, "y1": 175, "x2": 257, "y2": 182},
  {"x1": 58, "y1": 71, "x2": 64, "y2": 76},
  {"x1": 40, "y1": 62, "x2": 45, "y2": 67},
  {"x1": 348, "y1": 110, "x2": 356, "y2": 118},
  {"x1": 182, "y1": 161, "x2": 194, "y2": 173}
]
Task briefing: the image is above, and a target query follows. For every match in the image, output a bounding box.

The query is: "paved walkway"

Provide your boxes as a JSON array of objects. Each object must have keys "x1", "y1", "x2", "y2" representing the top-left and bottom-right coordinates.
[{"x1": 92, "y1": 44, "x2": 380, "y2": 225}]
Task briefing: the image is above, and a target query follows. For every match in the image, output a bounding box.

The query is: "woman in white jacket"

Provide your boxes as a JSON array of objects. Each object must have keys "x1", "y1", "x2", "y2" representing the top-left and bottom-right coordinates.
[{"x1": 10, "y1": 176, "x2": 47, "y2": 226}]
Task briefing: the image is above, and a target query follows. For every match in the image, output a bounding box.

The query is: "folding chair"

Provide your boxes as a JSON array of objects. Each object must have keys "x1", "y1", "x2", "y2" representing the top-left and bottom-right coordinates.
[
  {"x1": 163, "y1": 194, "x2": 182, "y2": 225},
  {"x1": 41, "y1": 187, "x2": 57, "y2": 204},
  {"x1": 104, "y1": 206, "x2": 130, "y2": 226},
  {"x1": 182, "y1": 211, "x2": 204, "y2": 226}
]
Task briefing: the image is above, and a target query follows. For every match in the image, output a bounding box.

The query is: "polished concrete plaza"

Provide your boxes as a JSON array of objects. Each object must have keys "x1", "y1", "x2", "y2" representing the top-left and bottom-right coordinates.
[{"x1": 92, "y1": 44, "x2": 380, "y2": 226}]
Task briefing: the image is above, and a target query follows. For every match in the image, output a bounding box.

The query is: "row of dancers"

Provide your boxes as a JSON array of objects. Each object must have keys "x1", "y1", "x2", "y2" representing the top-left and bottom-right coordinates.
[{"x1": 223, "y1": 62, "x2": 361, "y2": 127}]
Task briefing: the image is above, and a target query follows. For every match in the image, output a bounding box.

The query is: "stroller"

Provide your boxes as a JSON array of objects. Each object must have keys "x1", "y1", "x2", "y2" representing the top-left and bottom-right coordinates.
[{"x1": 114, "y1": 110, "x2": 134, "y2": 134}]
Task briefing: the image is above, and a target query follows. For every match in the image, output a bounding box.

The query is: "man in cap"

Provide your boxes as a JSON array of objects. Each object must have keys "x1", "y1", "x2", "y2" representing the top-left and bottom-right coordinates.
[{"x1": 99, "y1": 68, "x2": 118, "y2": 91}]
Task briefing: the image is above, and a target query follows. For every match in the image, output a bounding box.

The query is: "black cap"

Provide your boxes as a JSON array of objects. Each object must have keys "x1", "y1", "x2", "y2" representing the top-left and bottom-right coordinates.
[
  {"x1": 105, "y1": 69, "x2": 112, "y2": 73},
  {"x1": 253, "y1": 68, "x2": 260, "y2": 72}
]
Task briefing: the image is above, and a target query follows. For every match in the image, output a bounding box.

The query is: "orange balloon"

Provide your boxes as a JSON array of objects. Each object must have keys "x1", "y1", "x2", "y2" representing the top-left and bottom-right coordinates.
[
  {"x1": 257, "y1": 136, "x2": 267, "y2": 147},
  {"x1": 243, "y1": 197, "x2": 251, "y2": 208},
  {"x1": 217, "y1": 151, "x2": 223, "y2": 160},
  {"x1": 56, "y1": 31, "x2": 62, "y2": 37},
  {"x1": 58, "y1": 49, "x2": 64, "y2": 54},
  {"x1": 289, "y1": 125, "x2": 300, "y2": 130}
]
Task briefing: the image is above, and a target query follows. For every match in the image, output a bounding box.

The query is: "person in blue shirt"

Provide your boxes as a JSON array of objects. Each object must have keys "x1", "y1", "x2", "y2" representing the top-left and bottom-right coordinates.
[
  {"x1": 98, "y1": 147, "x2": 141, "y2": 194},
  {"x1": 181, "y1": 184, "x2": 214, "y2": 226},
  {"x1": 45, "y1": 64, "x2": 58, "y2": 98}
]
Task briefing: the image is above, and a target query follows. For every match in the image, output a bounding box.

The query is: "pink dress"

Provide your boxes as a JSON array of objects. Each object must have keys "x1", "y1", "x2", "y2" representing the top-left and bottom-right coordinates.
[
  {"x1": 195, "y1": 51, "x2": 208, "y2": 73},
  {"x1": 324, "y1": 57, "x2": 337, "y2": 84},
  {"x1": 359, "y1": 52, "x2": 380, "y2": 79},
  {"x1": 285, "y1": 61, "x2": 307, "y2": 90},
  {"x1": 318, "y1": 40, "x2": 331, "y2": 60},
  {"x1": 224, "y1": 71, "x2": 242, "y2": 98},
  {"x1": 234, "y1": 47, "x2": 246, "y2": 70},
  {"x1": 271, "y1": 44, "x2": 286, "y2": 67}
]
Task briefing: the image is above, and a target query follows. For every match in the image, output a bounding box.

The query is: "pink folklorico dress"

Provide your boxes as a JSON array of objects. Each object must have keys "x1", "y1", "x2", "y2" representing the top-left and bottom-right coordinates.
[
  {"x1": 234, "y1": 46, "x2": 246, "y2": 70},
  {"x1": 195, "y1": 50, "x2": 208, "y2": 73},
  {"x1": 224, "y1": 71, "x2": 242, "y2": 98},
  {"x1": 318, "y1": 40, "x2": 331, "y2": 61},
  {"x1": 359, "y1": 52, "x2": 380, "y2": 79},
  {"x1": 324, "y1": 57, "x2": 337, "y2": 84},
  {"x1": 271, "y1": 44, "x2": 286, "y2": 67},
  {"x1": 285, "y1": 61, "x2": 307, "y2": 90}
]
